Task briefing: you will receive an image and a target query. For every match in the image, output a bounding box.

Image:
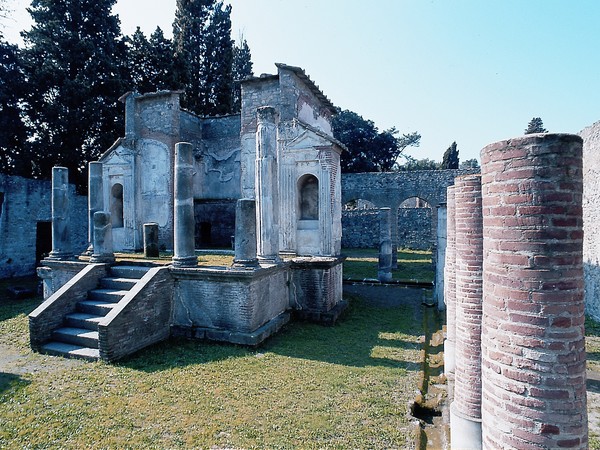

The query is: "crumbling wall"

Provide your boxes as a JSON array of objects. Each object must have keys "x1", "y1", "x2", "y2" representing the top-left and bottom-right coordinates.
[
  {"x1": 582, "y1": 120, "x2": 600, "y2": 321},
  {"x1": 0, "y1": 174, "x2": 87, "y2": 279}
]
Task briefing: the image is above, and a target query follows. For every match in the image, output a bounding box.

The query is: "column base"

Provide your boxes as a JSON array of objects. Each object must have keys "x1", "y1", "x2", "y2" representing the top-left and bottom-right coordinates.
[
  {"x1": 378, "y1": 270, "x2": 392, "y2": 282},
  {"x1": 89, "y1": 254, "x2": 115, "y2": 264},
  {"x1": 232, "y1": 258, "x2": 259, "y2": 268},
  {"x1": 46, "y1": 251, "x2": 73, "y2": 261},
  {"x1": 172, "y1": 256, "x2": 198, "y2": 268},
  {"x1": 450, "y1": 401, "x2": 482, "y2": 450}
]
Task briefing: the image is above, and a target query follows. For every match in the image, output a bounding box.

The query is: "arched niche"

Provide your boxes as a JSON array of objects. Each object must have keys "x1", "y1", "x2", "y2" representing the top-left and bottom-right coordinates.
[
  {"x1": 298, "y1": 174, "x2": 319, "y2": 220},
  {"x1": 296, "y1": 173, "x2": 320, "y2": 255},
  {"x1": 110, "y1": 183, "x2": 124, "y2": 228},
  {"x1": 397, "y1": 196, "x2": 434, "y2": 250}
]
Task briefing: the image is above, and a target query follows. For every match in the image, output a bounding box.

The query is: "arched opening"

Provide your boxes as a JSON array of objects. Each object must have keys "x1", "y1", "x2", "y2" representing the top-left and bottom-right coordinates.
[
  {"x1": 398, "y1": 196, "x2": 433, "y2": 250},
  {"x1": 298, "y1": 174, "x2": 319, "y2": 220},
  {"x1": 343, "y1": 198, "x2": 377, "y2": 210},
  {"x1": 110, "y1": 183, "x2": 124, "y2": 228}
]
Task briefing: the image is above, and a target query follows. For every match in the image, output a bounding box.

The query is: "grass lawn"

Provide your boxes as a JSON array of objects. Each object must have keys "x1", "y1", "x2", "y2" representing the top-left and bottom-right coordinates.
[
  {"x1": 342, "y1": 248, "x2": 434, "y2": 284},
  {"x1": 0, "y1": 275, "x2": 425, "y2": 449}
]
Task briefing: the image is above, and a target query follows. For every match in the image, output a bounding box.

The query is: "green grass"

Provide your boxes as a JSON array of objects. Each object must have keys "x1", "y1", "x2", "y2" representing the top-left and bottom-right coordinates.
[
  {"x1": 343, "y1": 248, "x2": 434, "y2": 283},
  {"x1": 0, "y1": 277, "x2": 424, "y2": 449}
]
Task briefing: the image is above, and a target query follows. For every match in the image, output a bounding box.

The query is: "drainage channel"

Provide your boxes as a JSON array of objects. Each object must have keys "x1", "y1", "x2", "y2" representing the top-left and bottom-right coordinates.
[{"x1": 411, "y1": 293, "x2": 448, "y2": 450}]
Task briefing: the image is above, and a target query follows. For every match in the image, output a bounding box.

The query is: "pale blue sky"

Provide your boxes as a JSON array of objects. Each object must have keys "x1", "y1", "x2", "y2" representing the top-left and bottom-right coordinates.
[{"x1": 2, "y1": 0, "x2": 599, "y2": 162}]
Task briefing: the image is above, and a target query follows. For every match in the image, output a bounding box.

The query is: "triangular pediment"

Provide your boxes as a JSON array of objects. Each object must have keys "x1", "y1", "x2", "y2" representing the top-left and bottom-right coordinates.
[
  {"x1": 285, "y1": 129, "x2": 334, "y2": 151},
  {"x1": 99, "y1": 145, "x2": 134, "y2": 166}
]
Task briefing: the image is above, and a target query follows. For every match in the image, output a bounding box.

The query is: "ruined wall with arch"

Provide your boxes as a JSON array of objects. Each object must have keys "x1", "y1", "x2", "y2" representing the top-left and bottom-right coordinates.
[{"x1": 341, "y1": 169, "x2": 477, "y2": 250}]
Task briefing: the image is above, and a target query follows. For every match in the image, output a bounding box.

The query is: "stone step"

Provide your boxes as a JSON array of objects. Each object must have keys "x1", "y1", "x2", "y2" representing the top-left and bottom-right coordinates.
[
  {"x1": 77, "y1": 300, "x2": 119, "y2": 316},
  {"x1": 65, "y1": 312, "x2": 103, "y2": 331},
  {"x1": 41, "y1": 341, "x2": 100, "y2": 361},
  {"x1": 87, "y1": 288, "x2": 129, "y2": 303},
  {"x1": 100, "y1": 277, "x2": 138, "y2": 290},
  {"x1": 52, "y1": 327, "x2": 99, "y2": 348},
  {"x1": 110, "y1": 265, "x2": 149, "y2": 280}
]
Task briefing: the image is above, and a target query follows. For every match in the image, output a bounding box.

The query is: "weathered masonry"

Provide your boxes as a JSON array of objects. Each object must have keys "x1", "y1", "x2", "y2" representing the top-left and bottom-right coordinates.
[
  {"x1": 0, "y1": 173, "x2": 87, "y2": 279},
  {"x1": 30, "y1": 63, "x2": 346, "y2": 362},
  {"x1": 582, "y1": 120, "x2": 600, "y2": 321}
]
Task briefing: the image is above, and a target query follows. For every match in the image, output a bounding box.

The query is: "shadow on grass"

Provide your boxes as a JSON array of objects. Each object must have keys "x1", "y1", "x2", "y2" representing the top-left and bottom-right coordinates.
[
  {"x1": 0, "y1": 276, "x2": 42, "y2": 322},
  {"x1": 122, "y1": 285, "x2": 426, "y2": 373},
  {"x1": 0, "y1": 372, "x2": 30, "y2": 395}
]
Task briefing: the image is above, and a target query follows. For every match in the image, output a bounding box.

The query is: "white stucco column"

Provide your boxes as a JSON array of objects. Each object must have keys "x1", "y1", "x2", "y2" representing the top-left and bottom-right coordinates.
[
  {"x1": 47, "y1": 166, "x2": 72, "y2": 260},
  {"x1": 86, "y1": 161, "x2": 103, "y2": 255},
  {"x1": 255, "y1": 106, "x2": 280, "y2": 263},
  {"x1": 172, "y1": 142, "x2": 197, "y2": 267}
]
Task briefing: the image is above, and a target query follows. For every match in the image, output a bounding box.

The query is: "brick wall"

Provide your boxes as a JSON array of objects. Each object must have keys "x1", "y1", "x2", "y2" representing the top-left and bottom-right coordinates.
[
  {"x1": 0, "y1": 174, "x2": 87, "y2": 279},
  {"x1": 480, "y1": 134, "x2": 587, "y2": 448}
]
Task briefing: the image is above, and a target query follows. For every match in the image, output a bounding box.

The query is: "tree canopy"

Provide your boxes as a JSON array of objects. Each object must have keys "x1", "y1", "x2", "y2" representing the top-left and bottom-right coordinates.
[
  {"x1": 332, "y1": 110, "x2": 420, "y2": 173},
  {"x1": 20, "y1": 0, "x2": 127, "y2": 188},
  {"x1": 1, "y1": 0, "x2": 253, "y2": 188},
  {"x1": 524, "y1": 117, "x2": 548, "y2": 134}
]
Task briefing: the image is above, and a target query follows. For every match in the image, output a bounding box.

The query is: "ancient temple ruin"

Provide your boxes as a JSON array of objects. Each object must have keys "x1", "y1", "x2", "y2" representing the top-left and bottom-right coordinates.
[{"x1": 30, "y1": 63, "x2": 346, "y2": 361}]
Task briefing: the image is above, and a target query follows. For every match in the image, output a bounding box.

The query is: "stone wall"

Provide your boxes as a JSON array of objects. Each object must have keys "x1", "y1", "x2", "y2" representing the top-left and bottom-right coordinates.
[
  {"x1": 194, "y1": 199, "x2": 236, "y2": 248},
  {"x1": 582, "y1": 120, "x2": 600, "y2": 321},
  {"x1": 341, "y1": 207, "x2": 433, "y2": 249},
  {"x1": 0, "y1": 174, "x2": 87, "y2": 279}
]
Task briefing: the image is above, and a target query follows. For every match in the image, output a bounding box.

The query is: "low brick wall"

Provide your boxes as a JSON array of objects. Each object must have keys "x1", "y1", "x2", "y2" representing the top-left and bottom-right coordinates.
[
  {"x1": 171, "y1": 265, "x2": 289, "y2": 339},
  {"x1": 99, "y1": 266, "x2": 173, "y2": 362},
  {"x1": 29, "y1": 263, "x2": 108, "y2": 350}
]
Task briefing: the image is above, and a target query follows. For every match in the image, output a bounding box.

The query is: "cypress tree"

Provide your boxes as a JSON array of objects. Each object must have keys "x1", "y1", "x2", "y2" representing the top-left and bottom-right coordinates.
[
  {"x1": 148, "y1": 27, "x2": 175, "y2": 92},
  {"x1": 0, "y1": 38, "x2": 28, "y2": 175},
  {"x1": 441, "y1": 142, "x2": 460, "y2": 169},
  {"x1": 232, "y1": 38, "x2": 253, "y2": 113},
  {"x1": 173, "y1": 0, "x2": 215, "y2": 114},
  {"x1": 200, "y1": 1, "x2": 233, "y2": 115}
]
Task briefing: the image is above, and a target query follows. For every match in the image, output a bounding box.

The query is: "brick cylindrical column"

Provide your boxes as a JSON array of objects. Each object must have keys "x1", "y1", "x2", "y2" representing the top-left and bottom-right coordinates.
[
  {"x1": 481, "y1": 134, "x2": 587, "y2": 449},
  {"x1": 47, "y1": 166, "x2": 72, "y2": 260},
  {"x1": 444, "y1": 185, "x2": 456, "y2": 376},
  {"x1": 451, "y1": 174, "x2": 483, "y2": 450},
  {"x1": 378, "y1": 207, "x2": 393, "y2": 282},
  {"x1": 172, "y1": 142, "x2": 197, "y2": 267}
]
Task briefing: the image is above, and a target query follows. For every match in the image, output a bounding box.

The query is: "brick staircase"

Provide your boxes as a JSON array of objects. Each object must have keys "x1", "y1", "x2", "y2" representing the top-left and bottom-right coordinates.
[{"x1": 40, "y1": 266, "x2": 149, "y2": 361}]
